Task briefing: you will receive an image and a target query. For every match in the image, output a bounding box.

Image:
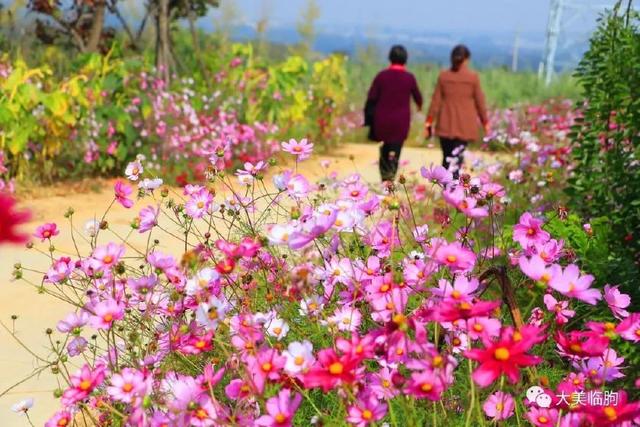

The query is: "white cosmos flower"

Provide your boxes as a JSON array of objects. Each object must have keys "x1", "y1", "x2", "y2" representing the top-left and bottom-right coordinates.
[
  {"x1": 11, "y1": 398, "x2": 34, "y2": 414},
  {"x1": 195, "y1": 297, "x2": 229, "y2": 330},
  {"x1": 283, "y1": 340, "x2": 314, "y2": 374},
  {"x1": 185, "y1": 268, "x2": 219, "y2": 296},
  {"x1": 265, "y1": 318, "x2": 289, "y2": 341},
  {"x1": 125, "y1": 160, "x2": 144, "y2": 181}
]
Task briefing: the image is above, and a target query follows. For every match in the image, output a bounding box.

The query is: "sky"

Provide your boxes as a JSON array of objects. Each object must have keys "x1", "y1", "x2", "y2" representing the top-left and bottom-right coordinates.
[{"x1": 222, "y1": 0, "x2": 555, "y2": 35}]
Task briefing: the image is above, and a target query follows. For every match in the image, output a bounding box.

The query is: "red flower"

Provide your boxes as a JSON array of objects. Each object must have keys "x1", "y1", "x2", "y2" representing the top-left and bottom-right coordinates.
[
  {"x1": 464, "y1": 326, "x2": 543, "y2": 387},
  {"x1": 555, "y1": 330, "x2": 609, "y2": 359},
  {"x1": 584, "y1": 391, "x2": 640, "y2": 426},
  {"x1": 302, "y1": 348, "x2": 359, "y2": 392},
  {"x1": 0, "y1": 193, "x2": 31, "y2": 244},
  {"x1": 436, "y1": 299, "x2": 501, "y2": 322}
]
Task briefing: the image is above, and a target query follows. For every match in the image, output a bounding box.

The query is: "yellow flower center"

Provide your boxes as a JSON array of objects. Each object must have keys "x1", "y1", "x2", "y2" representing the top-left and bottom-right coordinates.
[
  {"x1": 208, "y1": 309, "x2": 218, "y2": 320},
  {"x1": 421, "y1": 383, "x2": 433, "y2": 392},
  {"x1": 197, "y1": 201, "x2": 205, "y2": 209},
  {"x1": 570, "y1": 343, "x2": 582, "y2": 353},
  {"x1": 538, "y1": 416, "x2": 548, "y2": 423},
  {"x1": 473, "y1": 323, "x2": 483, "y2": 332},
  {"x1": 451, "y1": 290, "x2": 461, "y2": 299},
  {"x1": 195, "y1": 340, "x2": 206, "y2": 349},
  {"x1": 79, "y1": 379, "x2": 92, "y2": 391},
  {"x1": 382, "y1": 380, "x2": 390, "y2": 387},
  {"x1": 122, "y1": 383, "x2": 133, "y2": 392},
  {"x1": 102, "y1": 313, "x2": 113, "y2": 323},
  {"x1": 273, "y1": 327, "x2": 282, "y2": 335},
  {"x1": 261, "y1": 362, "x2": 272, "y2": 372},
  {"x1": 102, "y1": 255, "x2": 113, "y2": 264},
  {"x1": 195, "y1": 408, "x2": 208, "y2": 419},
  {"x1": 494, "y1": 347, "x2": 510, "y2": 361},
  {"x1": 432, "y1": 355, "x2": 443, "y2": 367},
  {"x1": 294, "y1": 356, "x2": 304, "y2": 366},
  {"x1": 446, "y1": 255, "x2": 457, "y2": 263},
  {"x1": 362, "y1": 409, "x2": 373, "y2": 420},
  {"x1": 329, "y1": 362, "x2": 343, "y2": 375},
  {"x1": 392, "y1": 313, "x2": 406, "y2": 325},
  {"x1": 380, "y1": 284, "x2": 390, "y2": 292},
  {"x1": 603, "y1": 406, "x2": 617, "y2": 421},
  {"x1": 275, "y1": 413, "x2": 287, "y2": 423}
]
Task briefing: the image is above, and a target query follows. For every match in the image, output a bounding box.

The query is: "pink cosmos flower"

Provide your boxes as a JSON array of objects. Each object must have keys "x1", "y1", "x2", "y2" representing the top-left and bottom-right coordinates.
[
  {"x1": 185, "y1": 189, "x2": 213, "y2": 219},
  {"x1": 57, "y1": 311, "x2": 90, "y2": 333},
  {"x1": 483, "y1": 391, "x2": 515, "y2": 420},
  {"x1": 518, "y1": 255, "x2": 556, "y2": 285},
  {"x1": 302, "y1": 348, "x2": 359, "y2": 392},
  {"x1": 548, "y1": 264, "x2": 601, "y2": 305},
  {"x1": 45, "y1": 410, "x2": 72, "y2": 427},
  {"x1": 513, "y1": 212, "x2": 550, "y2": 248},
  {"x1": 89, "y1": 299, "x2": 124, "y2": 330},
  {"x1": 61, "y1": 364, "x2": 106, "y2": 405},
  {"x1": 255, "y1": 388, "x2": 301, "y2": 427},
  {"x1": 433, "y1": 242, "x2": 476, "y2": 272},
  {"x1": 604, "y1": 284, "x2": 630, "y2": 319},
  {"x1": 543, "y1": 294, "x2": 575, "y2": 325},
  {"x1": 326, "y1": 307, "x2": 362, "y2": 333},
  {"x1": 282, "y1": 138, "x2": 313, "y2": 160},
  {"x1": 431, "y1": 276, "x2": 480, "y2": 301},
  {"x1": 138, "y1": 204, "x2": 159, "y2": 233},
  {"x1": 574, "y1": 349, "x2": 625, "y2": 384},
  {"x1": 466, "y1": 317, "x2": 502, "y2": 340},
  {"x1": 107, "y1": 368, "x2": 146, "y2": 403},
  {"x1": 617, "y1": 313, "x2": 640, "y2": 342},
  {"x1": 420, "y1": 164, "x2": 453, "y2": 186},
  {"x1": 114, "y1": 180, "x2": 134, "y2": 208},
  {"x1": 247, "y1": 348, "x2": 286, "y2": 393},
  {"x1": 89, "y1": 242, "x2": 125, "y2": 273},
  {"x1": 45, "y1": 256, "x2": 74, "y2": 283},
  {"x1": 406, "y1": 369, "x2": 445, "y2": 400},
  {"x1": 346, "y1": 393, "x2": 387, "y2": 426},
  {"x1": 367, "y1": 220, "x2": 399, "y2": 257},
  {"x1": 286, "y1": 173, "x2": 312, "y2": 198},
  {"x1": 34, "y1": 222, "x2": 59, "y2": 241}
]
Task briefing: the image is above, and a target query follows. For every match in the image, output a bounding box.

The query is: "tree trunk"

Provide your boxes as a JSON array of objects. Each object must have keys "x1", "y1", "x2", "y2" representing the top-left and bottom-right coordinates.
[
  {"x1": 85, "y1": 0, "x2": 106, "y2": 52},
  {"x1": 155, "y1": 0, "x2": 171, "y2": 84}
]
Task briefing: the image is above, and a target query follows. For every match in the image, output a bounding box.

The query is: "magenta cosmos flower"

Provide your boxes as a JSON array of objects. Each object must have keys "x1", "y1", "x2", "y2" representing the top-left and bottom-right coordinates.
[
  {"x1": 34, "y1": 222, "x2": 59, "y2": 241},
  {"x1": 61, "y1": 364, "x2": 106, "y2": 405},
  {"x1": 255, "y1": 388, "x2": 301, "y2": 427},
  {"x1": 513, "y1": 212, "x2": 550, "y2": 248},
  {"x1": 346, "y1": 393, "x2": 387, "y2": 426},
  {"x1": 0, "y1": 193, "x2": 31, "y2": 244},
  {"x1": 483, "y1": 391, "x2": 515, "y2": 420},
  {"x1": 433, "y1": 242, "x2": 476, "y2": 272},
  {"x1": 114, "y1": 180, "x2": 134, "y2": 208},
  {"x1": 282, "y1": 138, "x2": 313, "y2": 160}
]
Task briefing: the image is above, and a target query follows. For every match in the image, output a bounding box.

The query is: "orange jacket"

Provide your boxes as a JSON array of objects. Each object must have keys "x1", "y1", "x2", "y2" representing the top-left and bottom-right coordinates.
[{"x1": 427, "y1": 65, "x2": 488, "y2": 142}]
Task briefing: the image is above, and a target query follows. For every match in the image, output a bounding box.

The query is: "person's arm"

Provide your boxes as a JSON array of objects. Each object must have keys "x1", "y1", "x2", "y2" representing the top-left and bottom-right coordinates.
[
  {"x1": 364, "y1": 75, "x2": 381, "y2": 126},
  {"x1": 411, "y1": 75, "x2": 423, "y2": 111},
  {"x1": 426, "y1": 74, "x2": 443, "y2": 137},
  {"x1": 473, "y1": 74, "x2": 489, "y2": 130}
]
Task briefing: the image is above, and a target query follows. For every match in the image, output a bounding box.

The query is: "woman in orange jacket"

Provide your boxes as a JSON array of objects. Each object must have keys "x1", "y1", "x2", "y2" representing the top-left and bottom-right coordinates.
[{"x1": 426, "y1": 45, "x2": 489, "y2": 179}]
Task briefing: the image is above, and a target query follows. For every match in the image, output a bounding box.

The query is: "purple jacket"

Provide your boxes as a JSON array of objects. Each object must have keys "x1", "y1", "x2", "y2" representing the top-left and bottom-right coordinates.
[{"x1": 366, "y1": 67, "x2": 423, "y2": 143}]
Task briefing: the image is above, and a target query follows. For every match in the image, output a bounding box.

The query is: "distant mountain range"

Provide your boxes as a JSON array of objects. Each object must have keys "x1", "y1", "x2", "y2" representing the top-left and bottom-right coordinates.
[{"x1": 215, "y1": 22, "x2": 589, "y2": 71}]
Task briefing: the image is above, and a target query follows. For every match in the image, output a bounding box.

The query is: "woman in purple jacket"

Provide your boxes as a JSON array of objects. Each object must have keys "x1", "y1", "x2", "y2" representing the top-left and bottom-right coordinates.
[{"x1": 366, "y1": 45, "x2": 423, "y2": 182}]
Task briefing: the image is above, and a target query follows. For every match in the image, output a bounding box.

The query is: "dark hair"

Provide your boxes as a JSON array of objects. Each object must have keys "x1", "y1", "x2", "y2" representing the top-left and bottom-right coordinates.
[
  {"x1": 450, "y1": 44, "x2": 471, "y2": 71},
  {"x1": 389, "y1": 45, "x2": 408, "y2": 65}
]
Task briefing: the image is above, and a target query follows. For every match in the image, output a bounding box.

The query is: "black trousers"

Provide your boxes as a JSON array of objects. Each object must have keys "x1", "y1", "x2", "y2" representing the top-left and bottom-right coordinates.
[
  {"x1": 379, "y1": 142, "x2": 403, "y2": 182},
  {"x1": 440, "y1": 137, "x2": 467, "y2": 179}
]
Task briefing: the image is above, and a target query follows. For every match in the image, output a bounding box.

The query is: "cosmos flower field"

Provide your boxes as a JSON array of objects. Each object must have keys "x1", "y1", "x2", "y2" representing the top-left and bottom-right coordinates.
[{"x1": 3, "y1": 97, "x2": 639, "y2": 426}]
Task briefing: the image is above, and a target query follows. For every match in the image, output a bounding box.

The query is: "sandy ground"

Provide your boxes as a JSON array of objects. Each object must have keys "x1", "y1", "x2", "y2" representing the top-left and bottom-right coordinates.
[{"x1": 0, "y1": 143, "x2": 456, "y2": 426}]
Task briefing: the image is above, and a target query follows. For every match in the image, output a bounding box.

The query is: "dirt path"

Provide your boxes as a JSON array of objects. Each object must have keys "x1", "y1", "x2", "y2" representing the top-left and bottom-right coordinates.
[{"x1": 0, "y1": 143, "x2": 459, "y2": 426}]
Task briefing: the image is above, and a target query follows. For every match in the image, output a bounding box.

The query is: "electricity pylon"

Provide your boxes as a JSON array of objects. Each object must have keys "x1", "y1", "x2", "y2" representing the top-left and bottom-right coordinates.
[{"x1": 542, "y1": 0, "x2": 635, "y2": 85}]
